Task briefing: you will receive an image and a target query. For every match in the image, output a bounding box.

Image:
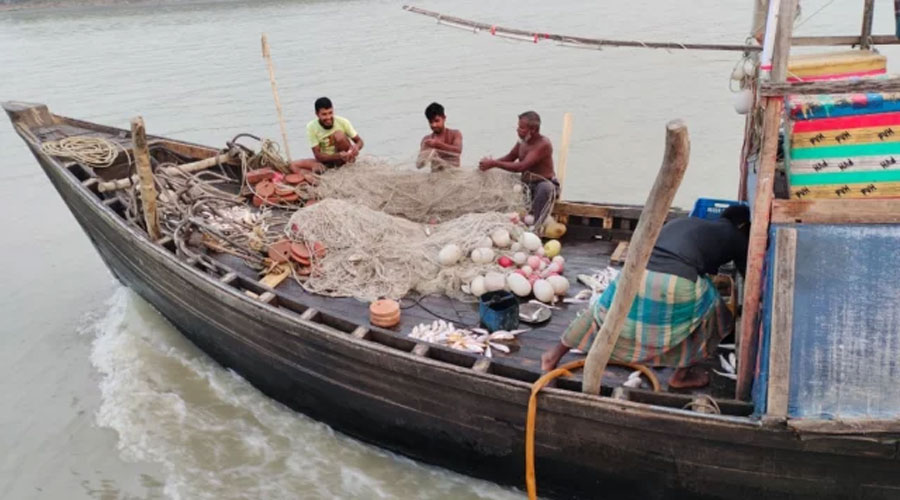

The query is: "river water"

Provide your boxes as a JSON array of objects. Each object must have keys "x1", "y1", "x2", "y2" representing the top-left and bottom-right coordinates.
[{"x1": 1, "y1": 1, "x2": 895, "y2": 498}]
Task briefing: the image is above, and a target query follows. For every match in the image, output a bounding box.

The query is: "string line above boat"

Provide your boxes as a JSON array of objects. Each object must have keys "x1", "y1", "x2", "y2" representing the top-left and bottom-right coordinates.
[{"x1": 402, "y1": 5, "x2": 762, "y2": 53}]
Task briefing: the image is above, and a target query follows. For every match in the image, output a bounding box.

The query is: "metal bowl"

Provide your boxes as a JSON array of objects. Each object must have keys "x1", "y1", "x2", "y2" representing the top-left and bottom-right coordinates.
[{"x1": 519, "y1": 302, "x2": 552, "y2": 324}]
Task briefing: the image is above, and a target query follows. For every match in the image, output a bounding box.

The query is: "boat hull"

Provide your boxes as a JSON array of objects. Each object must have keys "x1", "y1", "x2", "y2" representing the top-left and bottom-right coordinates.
[{"x1": 11, "y1": 104, "x2": 900, "y2": 500}]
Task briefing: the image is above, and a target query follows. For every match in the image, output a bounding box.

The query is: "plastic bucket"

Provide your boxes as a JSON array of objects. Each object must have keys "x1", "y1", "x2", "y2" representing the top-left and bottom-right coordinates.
[{"x1": 479, "y1": 291, "x2": 520, "y2": 332}]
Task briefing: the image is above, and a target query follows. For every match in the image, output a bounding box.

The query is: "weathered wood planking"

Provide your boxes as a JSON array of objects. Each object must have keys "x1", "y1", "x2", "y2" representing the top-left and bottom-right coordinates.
[
  {"x1": 766, "y1": 228, "x2": 797, "y2": 418},
  {"x1": 772, "y1": 199, "x2": 900, "y2": 224}
]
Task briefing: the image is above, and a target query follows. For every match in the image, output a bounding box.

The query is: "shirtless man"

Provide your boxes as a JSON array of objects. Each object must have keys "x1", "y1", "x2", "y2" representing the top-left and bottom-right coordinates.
[
  {"x1": 290, "y1": 97, "x2": 364, "y2": 172},
  {"x1": 417, "y1": 102, "x2": 462, "y2": 169},
  {"x1": 479, "y1": 111, "x2": 557, "y2": 223}
]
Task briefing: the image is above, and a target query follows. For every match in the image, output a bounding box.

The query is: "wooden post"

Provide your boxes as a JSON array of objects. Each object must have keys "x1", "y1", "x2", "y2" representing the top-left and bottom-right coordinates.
[
  {"x1": 766, "y1": 228, "x2": 797, "y2": 418},
  {"x1": 261, "y1": 34, "x2": 292, "y2": 163},
  {"x1": 736, "y1": 0, "x2": 797, "y2": 401},
  {"x1": 131, "y1": 116, "x2": 161, "y2": 241},
  {"x1": 895, "y1": 0, "x2": 900, "y2": 38},
  {"x1": 556, "y1": 112, "x2": 573, "y2": 199},
  {"x1": 582, "y1": 120, "x2": 690, "y2": 395},
  {"x1": 752, "y1": 0, "x2": 771, "y2": 41},
  {"x1": 861, "y1": 0, "x2": 875, "y2": 50}
]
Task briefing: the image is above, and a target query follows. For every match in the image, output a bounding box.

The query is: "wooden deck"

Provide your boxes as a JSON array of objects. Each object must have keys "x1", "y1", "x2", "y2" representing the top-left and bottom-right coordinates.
[
  {"x1": 18, "y1": 103, "x2": 735, "y2": 399},
  {"x1": 211, "y1": 236, "x2": 737, "y2": 398}
]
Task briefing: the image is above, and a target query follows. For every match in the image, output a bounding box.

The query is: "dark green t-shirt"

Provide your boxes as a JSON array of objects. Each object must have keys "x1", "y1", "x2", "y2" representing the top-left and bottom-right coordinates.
[{"x1": 646, "y1": 217, "x2": 748, "y2": 282}]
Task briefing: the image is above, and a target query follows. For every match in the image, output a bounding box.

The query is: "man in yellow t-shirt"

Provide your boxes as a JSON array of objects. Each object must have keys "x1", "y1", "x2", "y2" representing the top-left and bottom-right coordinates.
[{"x1": 290, "y1": 97, "x2": 364, "y2": 172}]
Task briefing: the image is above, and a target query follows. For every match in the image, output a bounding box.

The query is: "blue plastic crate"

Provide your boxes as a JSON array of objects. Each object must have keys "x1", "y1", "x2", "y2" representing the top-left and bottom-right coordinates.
[{"x1": 690, "y1": 198, "x2": 744, "y2": 220}]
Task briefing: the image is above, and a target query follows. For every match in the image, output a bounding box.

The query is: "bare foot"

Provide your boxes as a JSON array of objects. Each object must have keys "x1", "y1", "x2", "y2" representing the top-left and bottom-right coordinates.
[
  {"x1": 668, "y1": 366, "x2": 710, "y2": 389},
  {"x1": 541, "y1": 343, "x2": 569, "y2": 371}
]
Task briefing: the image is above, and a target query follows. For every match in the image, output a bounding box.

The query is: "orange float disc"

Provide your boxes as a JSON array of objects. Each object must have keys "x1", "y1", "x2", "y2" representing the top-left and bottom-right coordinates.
[
  {"x1": 256, "y1": 180, "x2": 276, "y2": 198},
  {"x1": 267, "y1": 240, "x2": 292, "y2": 263}
]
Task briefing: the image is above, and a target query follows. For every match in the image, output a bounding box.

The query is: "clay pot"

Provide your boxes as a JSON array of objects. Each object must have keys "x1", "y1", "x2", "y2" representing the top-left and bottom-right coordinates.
[{"x1": 369, "y1": 299, "x2": 401, "y2": 328}]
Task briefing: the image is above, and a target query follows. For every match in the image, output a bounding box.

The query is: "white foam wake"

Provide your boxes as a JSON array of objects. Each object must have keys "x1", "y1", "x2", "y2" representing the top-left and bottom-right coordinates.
[{"x1": 89, "y1": 288, "x2": 520, "y2": 500}]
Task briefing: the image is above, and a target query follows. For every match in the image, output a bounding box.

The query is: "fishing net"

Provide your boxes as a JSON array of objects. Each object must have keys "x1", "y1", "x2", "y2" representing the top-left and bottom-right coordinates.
[
  {"x1": 286, "y1": 198, "x2": 523, "y2": 301},
  {"x1": 311, "y1": 157, "x2": 529, "y2": 223}
]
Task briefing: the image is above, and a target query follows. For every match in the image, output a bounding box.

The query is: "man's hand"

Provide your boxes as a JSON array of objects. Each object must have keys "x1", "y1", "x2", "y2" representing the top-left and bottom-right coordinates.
[
  {"x1": 478, "y1": 157, "x2": 495, "y2": 171},
  {"x1": 423, "y1": 138, "x2": 441, "y2": 149}
]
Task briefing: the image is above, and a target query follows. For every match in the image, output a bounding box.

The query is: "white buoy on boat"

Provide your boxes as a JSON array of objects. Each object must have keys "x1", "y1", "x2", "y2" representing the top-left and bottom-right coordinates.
[
  {"x1": 471, "y1": 247, "x2": 495, "y2": 265},
  {"x1": 438, "y1": 244, "x2": 462, "y2": 266},
  {"x1": 491, "y1": 228, "x2": 511, "y2": 248},
  {"x1": 484, "y1": 272, "x2": 505, "y2": 292},
  {"x1": 533, "y1": 279, "x2": 554, "y2": 303},
  {"x1": 470, "y1": 275, "x2": 486, "y2": 297},
  {"x1": 734, "y1": 89, "x2": 753, "y2": 115},
  {"x1": 521, "y1": 232, "x2": 541, "y2": 251},
  {"x1": 507, "y1": 273, "x2": 531, "y2": 297}
]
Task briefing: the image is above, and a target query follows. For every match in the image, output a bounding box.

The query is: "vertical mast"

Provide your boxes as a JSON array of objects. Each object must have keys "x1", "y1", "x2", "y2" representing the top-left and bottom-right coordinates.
[{"x1": 736, "y1": 0, "x2": 798, "y2": 401}]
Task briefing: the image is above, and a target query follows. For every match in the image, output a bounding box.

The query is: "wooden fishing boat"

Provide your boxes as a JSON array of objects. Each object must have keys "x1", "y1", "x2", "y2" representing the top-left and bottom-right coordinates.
[{"x1": 8, "y1": 99, "x2": 900, "y2": 500}]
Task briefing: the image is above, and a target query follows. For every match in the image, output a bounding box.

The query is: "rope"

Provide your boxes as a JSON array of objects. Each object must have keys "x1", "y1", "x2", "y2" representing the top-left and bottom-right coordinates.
[
  {"x1": 525, "y1": 359, "x2": 661, "y2": 500},
  {"x1": 40, "y1": 136, "x2": 129, "y2": 168}
]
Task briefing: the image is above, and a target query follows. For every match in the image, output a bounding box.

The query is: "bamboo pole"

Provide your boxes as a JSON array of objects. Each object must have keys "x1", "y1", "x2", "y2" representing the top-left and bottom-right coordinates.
[
  {"x1": 555, "y1": 112, "x2": 573, "y2": 199},
  {"x1": 581, "y1": 120, "x2": 690, "y2": 395},
  {"x1": 736, "y1": 0, "x2": 798, "y2": 401},
  {"x1": 131, "y1": 116, "x2": 161, "y2": 240},
  {"x1": 861, "y1": 0, "x2": 876, "y2": 50},
  {"x1": 98, "y1": 152, "x2": 232, "y2": 192},
  {"x1": 261, "y1": 34, "x2": 292, "y2": 163},
  {"x1": 402, "y1": 5, "x2": 759, "y2": 52}
]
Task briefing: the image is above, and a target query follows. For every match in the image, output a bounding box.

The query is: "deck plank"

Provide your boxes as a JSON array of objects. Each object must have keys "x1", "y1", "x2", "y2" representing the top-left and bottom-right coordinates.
[{"x1": 209, "y1": 235, "x2": 734, "y2": 399}]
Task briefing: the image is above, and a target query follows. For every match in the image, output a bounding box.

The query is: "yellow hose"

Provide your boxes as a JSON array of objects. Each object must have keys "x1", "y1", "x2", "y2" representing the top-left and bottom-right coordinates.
[{"x1": 525, "y1": 360, "x2": 660, "y2": 500}]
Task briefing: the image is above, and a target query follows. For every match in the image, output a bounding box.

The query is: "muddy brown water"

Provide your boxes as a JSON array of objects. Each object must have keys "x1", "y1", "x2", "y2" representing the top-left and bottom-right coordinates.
[{"x1": 2, "y1": 1, "x2": 896, "y2": 498}]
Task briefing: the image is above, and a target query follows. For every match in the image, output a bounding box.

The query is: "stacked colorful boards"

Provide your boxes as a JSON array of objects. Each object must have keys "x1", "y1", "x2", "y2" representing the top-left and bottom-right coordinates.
[
  {"x1": 787, "y1": 50, "x2": 886, "y2": 82},
  {"x1": 786, "y1": 92, "x2": 900, "y2": 199}
]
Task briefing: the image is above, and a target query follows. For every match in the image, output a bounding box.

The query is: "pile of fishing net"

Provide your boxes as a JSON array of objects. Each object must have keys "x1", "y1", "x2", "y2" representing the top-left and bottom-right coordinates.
[
  {"x1": 286, "y1": 198, "x2": 523, "y2": 301},
  {"x1": 312, "y1": 158, "x2": 529, "y2": 223}
]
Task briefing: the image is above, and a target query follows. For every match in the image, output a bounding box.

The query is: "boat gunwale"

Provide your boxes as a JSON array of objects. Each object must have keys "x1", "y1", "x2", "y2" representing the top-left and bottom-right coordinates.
[{"x1": 9, "y1": 107, "x2": 769, "y2": 426}]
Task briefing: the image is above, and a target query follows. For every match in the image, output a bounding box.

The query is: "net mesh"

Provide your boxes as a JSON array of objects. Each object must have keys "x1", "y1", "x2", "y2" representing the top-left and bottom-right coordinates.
[
  {"x1": 286, "y1": 198, "x2": 524, "y2": 301},
  {"x1": 311, "y1": 157, "x2": 528, "y2": 223}
]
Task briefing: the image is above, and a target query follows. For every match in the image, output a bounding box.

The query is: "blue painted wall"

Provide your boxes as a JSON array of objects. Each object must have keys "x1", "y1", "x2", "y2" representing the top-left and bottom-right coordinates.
[{"x1": 755, "y1": 224, "x2": 900, "y2": 419}]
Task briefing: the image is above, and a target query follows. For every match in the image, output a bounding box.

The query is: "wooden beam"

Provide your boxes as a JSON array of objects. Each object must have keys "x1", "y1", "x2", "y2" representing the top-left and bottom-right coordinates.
[
  {"x1": 737, "y1": 0, "x2": 797, "y2": 401},
  {"x1": 788, "y1": 417, "x2": 900, "y2": 434},
  {"x1": 402, "y1": 5, "x2": 760, "y2": 52},
  {"x1": 351, "y1": 326, "x2": 370, "y2": 339},
  {"x1": 760, "y1": 76, "x2": 900, "y2": 96},
  {"x1": 97, "y1": 152, "x2": 232, "y2": 192},
  {"x1": 790, "y1": 34, "x2": 900, "y2": 46},
  {"x1": 610, "y1": 241, "x2": 629, "y2": 264},
  {"x1": 300, "y1": 307, "x2": 319, "y2": 321},
  {"x1": 412, "y1": 343, "x2": 430, "y2": 357},
  {"x1": 770, "y1": 0, "x2": 797, "y2": 82},
  {"x1": 737, "y1": 99, "x2": 785, "y2": 400},
  {"x1": 472, "y1": 357, "x2": 491, "y2": 373},
  {"x1": 766, "y1": 228, "x2": 797, "y2": 418},
  {"x1": 131, "y1": 117, "x2": 161, "y2": 241},
  {"x1": 772, "y1": 199, "x2": 900, "y2": 224},
  {"x1": 861, "y1": 0, "x2": 876, "y2": 50},
  {"x1": 582, "y1": 120, "x2": 690, "y2": 395},
  {"x1": 555, "y1": 112, "x2": 573, "y2": 200}
]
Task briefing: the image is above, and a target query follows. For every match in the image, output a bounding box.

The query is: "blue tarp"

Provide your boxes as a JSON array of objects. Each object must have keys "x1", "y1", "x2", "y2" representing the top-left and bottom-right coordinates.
[{"x1": 754, "y1": 224, "x2": 900, "y2": 419}]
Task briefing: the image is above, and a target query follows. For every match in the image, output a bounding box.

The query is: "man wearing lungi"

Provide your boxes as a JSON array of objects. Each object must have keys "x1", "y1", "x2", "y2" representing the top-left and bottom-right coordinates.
[
  {"x1": 478, "y1": 111, "x2": 558, "y2": 225},
  {"x1": 541, "y1": 205, "x2": 751, "y2": 389}
]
